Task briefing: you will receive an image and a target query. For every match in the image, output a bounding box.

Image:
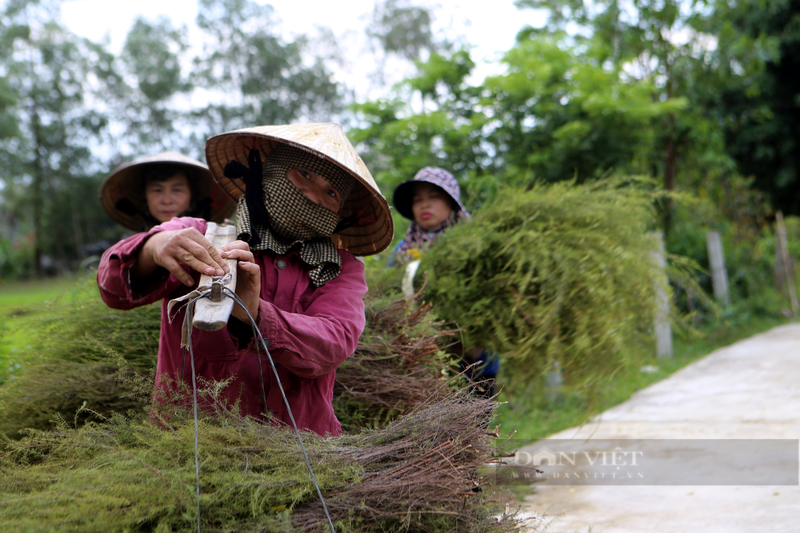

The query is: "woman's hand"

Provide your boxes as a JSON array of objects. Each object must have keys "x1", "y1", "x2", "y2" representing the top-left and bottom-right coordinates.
[
  {"x1": 220, "y1": 241, "x2": 261, "y2": 323},
  {"x1": 132, "y1": 228, "x2": 229, "y2": 286}
]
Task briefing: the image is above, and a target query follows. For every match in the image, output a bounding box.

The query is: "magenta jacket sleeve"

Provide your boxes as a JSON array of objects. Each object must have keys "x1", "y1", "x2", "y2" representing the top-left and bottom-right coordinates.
[
  {"x1": 97, "y1": 217, "x2": 207, "y2": 309},
  {"x1": 256, "y1": 253, "x2": 368, "y2": 379}
]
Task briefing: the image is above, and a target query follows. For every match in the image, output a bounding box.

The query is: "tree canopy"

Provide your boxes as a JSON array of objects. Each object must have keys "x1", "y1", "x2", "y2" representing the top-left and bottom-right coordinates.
[{"x1": 1, "y1": 0, "x2": 798, "y2": 278}]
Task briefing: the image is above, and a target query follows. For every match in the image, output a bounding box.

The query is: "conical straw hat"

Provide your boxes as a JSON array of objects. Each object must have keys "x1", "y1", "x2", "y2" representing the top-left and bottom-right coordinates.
[
  {"x1": 99, "y1": 151, "x2": 237, "y2": 231},
  {"x1": 205, "y1": 123, "x2": 394, "y2": 256}
]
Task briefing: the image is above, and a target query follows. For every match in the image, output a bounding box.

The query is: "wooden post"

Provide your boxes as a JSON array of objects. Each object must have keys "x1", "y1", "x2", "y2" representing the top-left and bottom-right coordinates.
[
  {"x1": 192, "y1": 222, "x2": 238, "y2": 331},
  {"x1": 545, "y1": 361, "x2": 563, "y2": 405},
  {"x1": 650, "y1": 231, "x2": 673, "y2": 359},
  {"x1": 776, "y1": 211, "x2": 799, "y2": 320},
  {"x1": 706, "y1": 230, "x2": 730, "y2": 307}
]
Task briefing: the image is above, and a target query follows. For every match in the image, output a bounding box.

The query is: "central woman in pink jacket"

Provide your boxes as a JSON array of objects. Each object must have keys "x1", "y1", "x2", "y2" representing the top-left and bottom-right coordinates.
[{"x1": 97, "y1": 124, "x2": 393, "y2": 437}]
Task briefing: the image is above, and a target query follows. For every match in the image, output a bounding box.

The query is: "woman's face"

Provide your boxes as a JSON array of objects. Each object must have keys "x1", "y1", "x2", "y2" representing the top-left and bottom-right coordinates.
[
  {"x1": 411, "y1": 182, "x2": 453, "y2": 231},
  {"x1": 287, "y1": 168, "x2": 341, "y2": 213},
  {"x1": 145, "y1": 171, "x2": 192, "y2": 223}
]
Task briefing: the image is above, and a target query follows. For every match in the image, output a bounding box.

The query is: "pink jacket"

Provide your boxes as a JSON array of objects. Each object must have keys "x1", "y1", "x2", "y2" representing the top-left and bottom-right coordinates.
[{"x1": 97, "y1": 217, "x2": 367, "y2": 436}]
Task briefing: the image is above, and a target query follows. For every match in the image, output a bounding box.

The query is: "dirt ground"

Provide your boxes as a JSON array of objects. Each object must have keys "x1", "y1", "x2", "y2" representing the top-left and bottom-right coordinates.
[{"x1": 518, "y1": 323, "x2": 800, "y2": 533}]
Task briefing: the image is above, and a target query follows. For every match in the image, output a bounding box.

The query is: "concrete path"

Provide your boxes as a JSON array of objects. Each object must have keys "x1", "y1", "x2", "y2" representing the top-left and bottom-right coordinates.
[{"x1": 518, "y1": 323, "x2": 800, "y2": 533}]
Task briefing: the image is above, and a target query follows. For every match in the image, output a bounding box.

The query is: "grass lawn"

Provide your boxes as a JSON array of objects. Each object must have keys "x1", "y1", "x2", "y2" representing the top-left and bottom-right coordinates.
[
  {"x1": 0, "y1": 275, "x2": 93, "y2": 380},
  {"x1": 0, "y1": 276, "x2": 87, "y2": 314},
  {"x1": 494, "y1": 313, "x2": 790, "y2": 442}
]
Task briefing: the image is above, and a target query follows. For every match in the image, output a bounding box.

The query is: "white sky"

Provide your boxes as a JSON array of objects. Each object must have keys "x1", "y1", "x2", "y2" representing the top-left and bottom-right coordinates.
[{"x1": 55, "y1": 0, "x2": 548, "y2": 100}]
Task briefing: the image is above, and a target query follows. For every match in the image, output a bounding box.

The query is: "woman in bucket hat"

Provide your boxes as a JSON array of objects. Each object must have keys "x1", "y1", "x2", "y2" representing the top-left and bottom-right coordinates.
[
  {"x1": 388, "y1": 167, "x2": 470, "y2": 266},
  {"x1": 97, "y1": 124, "x2": 393, "y2": 436},
  {"x1": 99, "y1": 151, "x2": 236, "y2": 231},
  {"x1": 389, "y1": 167, "x2": 498, "y2": 397}
]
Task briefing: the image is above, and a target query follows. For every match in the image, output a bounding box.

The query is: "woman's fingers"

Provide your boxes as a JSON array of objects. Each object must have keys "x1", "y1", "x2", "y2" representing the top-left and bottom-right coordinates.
[
  {"x1": 153, "y1": 228, "x2": 230, "y2": 280},
  {"x1": 220, "y1": 248, "x2": 255, "y2": 263},
  {"x1": 183, "y1": 230, "x2": 228, "y2": 274},
  {"x1": 159, "y1": 255, "x2": 196, "y2": 287},
  {"x1": 219, "y1": 240, "x2": 251, "y2": 253},
  {"x1": 232, "y1": 260, "x2": 261, "y2": 322},
  {"x1": 180, "y1": 238, "x2": 226, "y2": 276}
]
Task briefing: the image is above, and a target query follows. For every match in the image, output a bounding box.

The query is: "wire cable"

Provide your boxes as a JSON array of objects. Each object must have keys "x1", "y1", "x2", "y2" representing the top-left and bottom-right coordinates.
[
  {"x1": 221, "y1": 288, "x2": 336, "y2": 533},
  {"x1": 177, "y1": 284, "x2": 336, "y2": 533}
]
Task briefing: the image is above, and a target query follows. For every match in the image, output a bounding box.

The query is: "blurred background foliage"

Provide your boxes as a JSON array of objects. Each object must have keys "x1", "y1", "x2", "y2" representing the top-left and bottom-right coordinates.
[{"x1": 1, "y1": 0, "x2": 798, "y2": 289}]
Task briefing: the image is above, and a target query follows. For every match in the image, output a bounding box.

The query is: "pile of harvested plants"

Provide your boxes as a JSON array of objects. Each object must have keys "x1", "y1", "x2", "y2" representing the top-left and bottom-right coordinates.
[
  {"x1": 0, "y1": 381, "x2": 520, "y2": 532},
  {"x1": 419, "y1": 178, "x2": 704, "y2": 388},
  {"x1": 334, "y1": 297, "x2": 458, "y2": 430},
  {"x1": 0, "y1": 272, "x2": 531, "y2": 530},
  {"x1": 0, "y1": 279, "x2": 456, "y2": 436}
]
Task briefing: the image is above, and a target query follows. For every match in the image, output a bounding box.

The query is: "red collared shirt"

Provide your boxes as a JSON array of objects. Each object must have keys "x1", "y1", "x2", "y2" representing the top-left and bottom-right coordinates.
[{"x1": 97, "y1": 217, "x2": 367, "y2": 436}]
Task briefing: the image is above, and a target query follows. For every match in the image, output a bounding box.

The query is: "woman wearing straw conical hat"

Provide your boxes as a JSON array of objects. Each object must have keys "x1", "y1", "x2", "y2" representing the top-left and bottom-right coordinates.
[
  {"x1": 99, "y1": 151, "x2": 237, "y2": 231},
  {"x1": 97, "y1": 124, "x2": 393, "y2": 436}
]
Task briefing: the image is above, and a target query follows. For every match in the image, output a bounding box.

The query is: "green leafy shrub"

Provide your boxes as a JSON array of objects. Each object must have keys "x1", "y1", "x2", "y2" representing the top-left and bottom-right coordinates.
[
  {"x1": 419, "y1": 178, "x2": 677, "y2": 388},
  {"x1": 0, "y1": 388, "x2": 515, "y2": 532}
]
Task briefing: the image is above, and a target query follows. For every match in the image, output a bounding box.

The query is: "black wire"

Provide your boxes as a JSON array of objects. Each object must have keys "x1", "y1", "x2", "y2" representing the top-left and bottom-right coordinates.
[
  {"x1": 221, "y1": 288, "x2": 336, "y2": 533},
  {"x1": 176, "y1": 286, "x2": 336, "y2": 533}
]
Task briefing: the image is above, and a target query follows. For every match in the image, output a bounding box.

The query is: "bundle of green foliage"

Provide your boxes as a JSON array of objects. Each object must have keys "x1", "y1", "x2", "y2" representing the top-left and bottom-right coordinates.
[
  {"x1": 0, "y1": 384, "x2": 518, "y2": 532},
  {"x1": 419, "y1": 178, "x2": 696, "y2": 390},
  {"x1": 0, "y1": 276, "x2": 454, "y2": 437},
  {"x1": 0, "y1": 279, "x2": 161, "y2": 437}
]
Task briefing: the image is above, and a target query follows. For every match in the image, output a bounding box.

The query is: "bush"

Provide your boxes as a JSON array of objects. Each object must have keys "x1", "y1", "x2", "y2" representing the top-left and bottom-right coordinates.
[{"x1": 418, "y1": 177, "x2": 683, "y2": 389}]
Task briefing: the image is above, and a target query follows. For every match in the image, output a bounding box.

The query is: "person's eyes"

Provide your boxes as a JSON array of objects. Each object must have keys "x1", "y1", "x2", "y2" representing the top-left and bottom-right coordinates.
[
  {"x1": 299, "y1": 170, "x2": 312, "y2": 180},
  {"x1": 326, "y1": 189, "x2": 338, "y2": 199}
]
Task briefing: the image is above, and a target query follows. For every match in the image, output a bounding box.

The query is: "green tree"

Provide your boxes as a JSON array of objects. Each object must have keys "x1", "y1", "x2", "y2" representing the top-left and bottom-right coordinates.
[
  {"x1": 704, "y1": 0, "x2": 800, "y2": 216},
  {"x1": 0, "y1": 0, "x2": 114, "y2": 276},
  {"x1": 516, "y1": 0, "x2": 734, "y2": 234},
  {"x1": 190, "y1": 0, "x2": 343, "y2": 143},
  {"x1": 368, "y1": 0, "x2": 438, "y2": 62},
  {"x1": 114, "y1": 16, "x2": 190, "y2": 156},
  {"x1": 352, "y1": 35, "x2": 675, "y2": 210}
]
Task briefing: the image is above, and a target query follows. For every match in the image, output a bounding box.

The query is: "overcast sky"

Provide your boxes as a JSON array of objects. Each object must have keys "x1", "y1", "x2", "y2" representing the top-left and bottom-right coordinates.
[{"x1": 54, "y1": 0, "x2": 548, "y2": 100}]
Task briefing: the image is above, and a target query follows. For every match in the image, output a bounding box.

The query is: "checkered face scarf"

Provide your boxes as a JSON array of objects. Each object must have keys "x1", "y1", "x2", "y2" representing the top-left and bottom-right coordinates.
[{"x1": 236, "y1": 145, "x2": 354, "y2": 286}]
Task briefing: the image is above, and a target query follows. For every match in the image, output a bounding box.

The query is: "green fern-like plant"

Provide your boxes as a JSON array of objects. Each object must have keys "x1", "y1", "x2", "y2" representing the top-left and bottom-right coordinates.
[{"x1": 419, "y1": 177, "x2": 683, "y2": 388}]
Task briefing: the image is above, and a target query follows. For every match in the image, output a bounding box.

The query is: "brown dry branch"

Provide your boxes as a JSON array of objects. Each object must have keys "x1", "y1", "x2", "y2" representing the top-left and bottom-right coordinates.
[
  {"x1": 291, "y1": 392, "x2": 515, "y2": 532},
  {"x1": 333, "y1": 297, "x2": 461, "y2": 431}
]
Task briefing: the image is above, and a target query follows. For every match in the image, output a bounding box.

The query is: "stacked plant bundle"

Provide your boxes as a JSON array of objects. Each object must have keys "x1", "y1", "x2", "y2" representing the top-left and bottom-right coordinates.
[
  {"x1": 0, "y1": 384, "x2": 519, "y2": 532},
  {"x1": 419, "y1": 178, "x2": 699, "y2": 389},
  {"x1": 334, "y1": 296, "x2": 458, "y2": 431},
  {"x1": 0, "y1": 278, "x2": 455, "y2": 437},
  {"x1": 0, "y1": 279, "x2": 161, "y2": 438}
]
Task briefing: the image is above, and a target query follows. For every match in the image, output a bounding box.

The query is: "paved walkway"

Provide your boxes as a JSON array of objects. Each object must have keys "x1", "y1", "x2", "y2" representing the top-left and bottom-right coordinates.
[{"x1": 518, "y1": 323, "x2": 800, "y2": 533}]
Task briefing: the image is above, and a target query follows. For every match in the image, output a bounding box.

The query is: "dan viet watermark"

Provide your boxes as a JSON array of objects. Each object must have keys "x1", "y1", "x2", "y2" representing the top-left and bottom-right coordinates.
[{"x1": 499, "y1": 439, "x2": 799, "y2": 486}]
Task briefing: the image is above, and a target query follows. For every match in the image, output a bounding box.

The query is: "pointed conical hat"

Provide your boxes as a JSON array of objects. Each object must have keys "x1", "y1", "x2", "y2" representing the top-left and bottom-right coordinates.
[
  {"x1": 205, "y1": 123, "x2": 393, "y2": 256},
  {"x1": 99, "y1": 151, "x2": 237, "y2": 231}
]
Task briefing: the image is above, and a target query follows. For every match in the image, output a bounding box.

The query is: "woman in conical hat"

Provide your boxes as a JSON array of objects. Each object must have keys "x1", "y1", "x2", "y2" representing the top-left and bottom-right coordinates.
[
  {"x1": 96, "y1": 124, "x2": 392, "y2": 437},
  {"x1": 99, "y1": 151, "x2": 236, "y2": 231}
]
